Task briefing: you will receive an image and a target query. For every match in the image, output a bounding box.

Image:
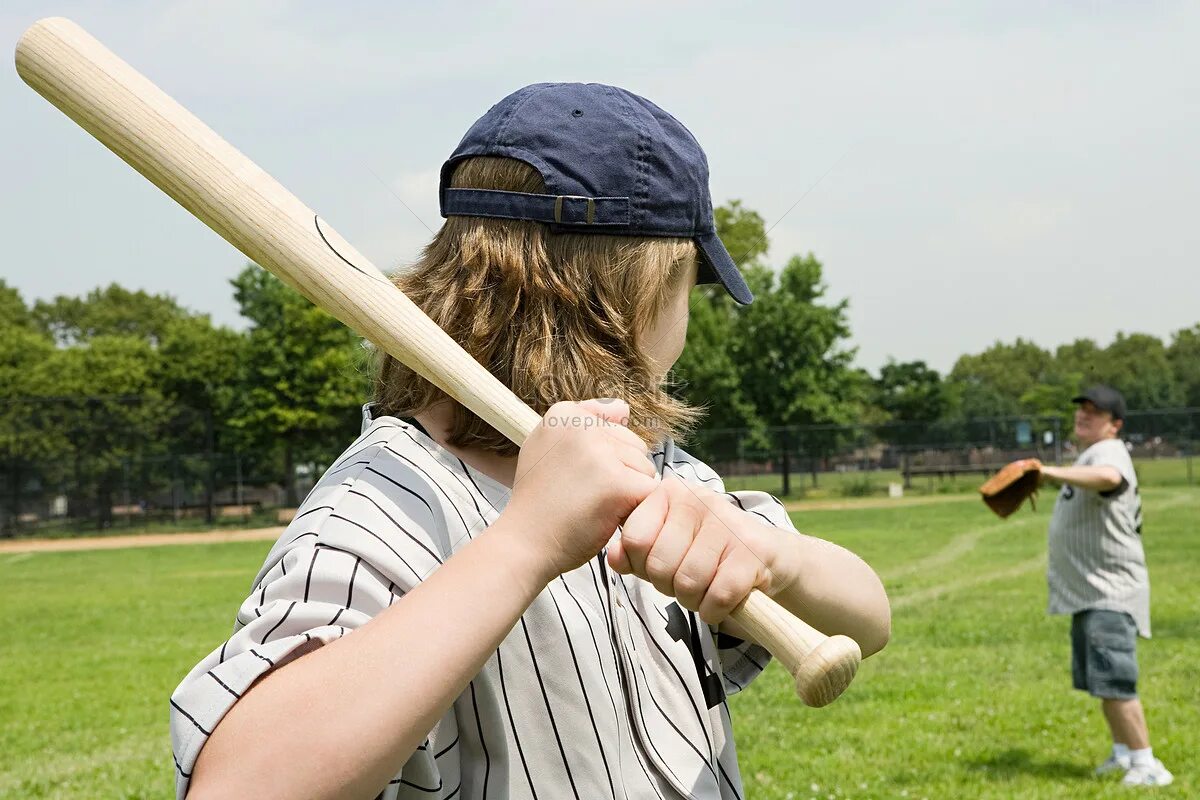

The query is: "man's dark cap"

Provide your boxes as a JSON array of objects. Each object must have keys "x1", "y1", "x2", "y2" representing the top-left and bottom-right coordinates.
[
  {"x1": 439, "y1": 82, "x2": 753, "y2": 304},
  {"x1": 1072, "y1": 385, "x2": 1126, "y2": 420}
]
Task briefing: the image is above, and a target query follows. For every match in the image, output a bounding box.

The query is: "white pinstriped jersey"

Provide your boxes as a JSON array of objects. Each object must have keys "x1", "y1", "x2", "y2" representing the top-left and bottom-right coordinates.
[
  {"x1": 1047, "y1": 438, "x2": 1150, "y2": 636},
  {"x1": 170, "y1": 407, "x2": 795, "y2": 799}
]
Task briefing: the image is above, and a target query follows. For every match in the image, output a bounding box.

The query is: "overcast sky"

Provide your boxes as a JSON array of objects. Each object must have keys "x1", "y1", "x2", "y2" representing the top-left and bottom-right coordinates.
[{"x1": 4, "y1": 1, "x2": 1198, "y2": 373}]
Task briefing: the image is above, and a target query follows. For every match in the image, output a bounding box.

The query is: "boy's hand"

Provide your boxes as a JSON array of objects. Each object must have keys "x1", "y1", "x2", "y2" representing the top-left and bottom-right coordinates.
[
  {"x1": 503, "y1": 399, "x2": 659, "y2": 580},
  {"x1": 607, "y1": 477, "x2": 777, "y2": 625}
]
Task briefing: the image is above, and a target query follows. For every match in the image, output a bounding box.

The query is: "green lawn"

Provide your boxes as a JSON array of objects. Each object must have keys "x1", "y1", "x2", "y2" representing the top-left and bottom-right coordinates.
[{"x1": 1, "y1": 487, "x2": 1196, "y2": 798}]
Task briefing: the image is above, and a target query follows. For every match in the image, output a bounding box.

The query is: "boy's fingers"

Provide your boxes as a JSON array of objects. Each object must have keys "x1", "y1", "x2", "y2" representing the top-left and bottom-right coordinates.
[
  {"x1": 697, "y1": 548, "x2": 760, "y2": 626},
  {"x1": 672, "y1": 520, "x2": 725, "y2": 611},
  {"x1": 615, "y1": 443, "x2": 658, "y2": 480},
  {"x1": 643, "y1": 499, "x2": 701, "y2": 596},
  {"x1": 618, "y1": 483, "x2": 670, "y2": 577}
]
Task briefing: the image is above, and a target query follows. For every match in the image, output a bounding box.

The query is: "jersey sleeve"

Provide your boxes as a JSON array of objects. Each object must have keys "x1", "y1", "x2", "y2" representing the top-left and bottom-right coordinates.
[
  {"x1": 169, "y1": 443, "x2": 454, "y2": 799},
  {"x1": 1086, "y1": 439, "x2": 1137, "y2": 495},
  {"x1": 658, "y1": 444, "x2": 800, "y2": 695}
]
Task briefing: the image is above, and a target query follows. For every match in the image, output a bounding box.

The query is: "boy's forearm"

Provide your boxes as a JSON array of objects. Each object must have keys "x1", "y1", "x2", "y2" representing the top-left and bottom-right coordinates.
[
  {"x1": 1040, "y1": 464, "x2": 1123, "y2": 492},
  {"x1": 189, "y1": 513, "x2": 556, "y2": 800},
  {"x1": 755, "y1": 525, "x2": 891, "y2": 657}
]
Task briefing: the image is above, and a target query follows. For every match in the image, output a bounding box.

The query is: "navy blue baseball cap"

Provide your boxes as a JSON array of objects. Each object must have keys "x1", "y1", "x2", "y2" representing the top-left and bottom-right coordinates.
[
  {"x1": 1072, "y1": 384, "x2": 1126, "y2": 420},
  {"x1": 439, "y1": 82, "x2": 754, "y2": 304}
]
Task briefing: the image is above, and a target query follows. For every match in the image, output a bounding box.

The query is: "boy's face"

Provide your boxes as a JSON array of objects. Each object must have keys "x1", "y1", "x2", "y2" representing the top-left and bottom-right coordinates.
[
  {"x1": 641, "y1": 257, "x2": 698, "y2": 379},
  {"x1": 1073, "y1": 400, "x2": 1122, "y2": 446}
]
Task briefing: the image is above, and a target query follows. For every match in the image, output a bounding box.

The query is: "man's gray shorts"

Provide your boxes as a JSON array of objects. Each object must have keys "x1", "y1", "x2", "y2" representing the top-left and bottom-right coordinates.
[{"x1": 1071, "y1": 609, "x2": 1138, "y2": 700}]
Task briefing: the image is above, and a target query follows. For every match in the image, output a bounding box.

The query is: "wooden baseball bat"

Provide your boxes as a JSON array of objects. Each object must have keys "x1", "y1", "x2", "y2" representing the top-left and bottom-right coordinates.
[{"x1": 15, "y1": 17, "x2": 861, "y2": 707}]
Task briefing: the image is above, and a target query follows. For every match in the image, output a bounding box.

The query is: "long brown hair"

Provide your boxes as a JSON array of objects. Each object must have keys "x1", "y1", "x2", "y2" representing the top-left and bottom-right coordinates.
[{"x1": 373, "y1": 156, "x2": 700, "y2": 456}]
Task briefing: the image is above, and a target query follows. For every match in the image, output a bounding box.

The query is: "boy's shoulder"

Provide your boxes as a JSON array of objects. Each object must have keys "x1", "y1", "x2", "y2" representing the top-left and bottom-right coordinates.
[
  {"x1": 255, "y1": 414, "x2": 471, "y2": 585},
  {"x1": 1080, "y1": 437, "x2": 1135, "y2": 468}
]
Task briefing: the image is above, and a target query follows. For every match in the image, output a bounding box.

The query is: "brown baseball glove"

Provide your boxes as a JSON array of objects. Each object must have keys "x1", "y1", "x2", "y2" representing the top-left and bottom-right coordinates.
[{"x1": 979, "y1": 458, "x2": 1043, "y2": 518}]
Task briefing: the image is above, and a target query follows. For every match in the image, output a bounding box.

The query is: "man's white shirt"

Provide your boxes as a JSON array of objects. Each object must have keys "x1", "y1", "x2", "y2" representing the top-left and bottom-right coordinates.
[{"x1": 1047, "y1": 438, "x2": 1150, "y2": 636}]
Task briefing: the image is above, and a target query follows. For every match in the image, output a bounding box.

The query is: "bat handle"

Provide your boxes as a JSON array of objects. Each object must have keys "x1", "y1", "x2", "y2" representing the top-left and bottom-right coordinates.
[{"x1": 729, "y1": 589, "x2": 862, "y2": 707}]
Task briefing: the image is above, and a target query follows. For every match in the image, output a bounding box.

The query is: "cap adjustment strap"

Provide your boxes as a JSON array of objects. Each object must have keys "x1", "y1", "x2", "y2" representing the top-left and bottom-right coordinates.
[
  {"x1": 554, "y1": 195, "x2": 594, "y2": 224},
  {"x1": 442, "y1": 188, "x2": 630, "y2": 227}
]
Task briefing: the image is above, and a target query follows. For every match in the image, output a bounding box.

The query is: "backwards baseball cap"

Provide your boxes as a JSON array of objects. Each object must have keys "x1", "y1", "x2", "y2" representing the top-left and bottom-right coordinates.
[
  {"x1": 1072, "y1": 384, "x2": 1127, "y2": 420},
  {"x1": 438, "y1": 82, "x2": 753, "y2": 305}
]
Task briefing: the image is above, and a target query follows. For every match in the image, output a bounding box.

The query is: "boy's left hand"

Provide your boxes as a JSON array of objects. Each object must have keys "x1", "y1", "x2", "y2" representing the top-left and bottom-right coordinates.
[{"x1": 607, "y1": 477, "x2": 780, "y2": 625}]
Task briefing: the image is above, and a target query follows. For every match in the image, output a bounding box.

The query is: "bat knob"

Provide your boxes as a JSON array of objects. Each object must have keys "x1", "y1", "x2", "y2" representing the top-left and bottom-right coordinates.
[{"x1": 791, "y1": 634, "x2": 862, "y2": 707}]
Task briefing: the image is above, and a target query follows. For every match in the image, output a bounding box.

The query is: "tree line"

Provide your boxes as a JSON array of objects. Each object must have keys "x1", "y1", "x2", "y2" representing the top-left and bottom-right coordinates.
[{"x1": 2, "y1": 200, "x2": 1197, "y2": 524}]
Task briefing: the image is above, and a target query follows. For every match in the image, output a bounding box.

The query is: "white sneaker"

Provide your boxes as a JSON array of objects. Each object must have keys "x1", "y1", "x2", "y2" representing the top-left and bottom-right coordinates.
[
  {"x1": 1122, "y1": 759, "x2": 1174, "y2": 786},
  {"x1": 1095, "y1": 753, "x2": 1131, "y2": 776}
]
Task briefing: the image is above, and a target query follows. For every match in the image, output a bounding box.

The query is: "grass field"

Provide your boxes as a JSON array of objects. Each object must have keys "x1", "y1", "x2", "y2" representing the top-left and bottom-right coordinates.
[{"x1": 1, "y1": 487, "x2": 1196, "y2": 798}]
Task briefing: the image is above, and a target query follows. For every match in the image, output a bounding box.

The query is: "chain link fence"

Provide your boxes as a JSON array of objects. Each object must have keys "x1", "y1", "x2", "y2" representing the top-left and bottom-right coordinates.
[
  {"x1": 689, "y1": 408, "x2": 1198, "y2": 497},
  {"x1": 2, "y1": 401, "x2": 1195, "y2": 536}
]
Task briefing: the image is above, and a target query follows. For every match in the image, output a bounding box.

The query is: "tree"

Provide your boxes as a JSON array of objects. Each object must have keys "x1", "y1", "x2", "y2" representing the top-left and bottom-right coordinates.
[
  {"x1": 155, "y1": 315, "x2": 246, "y2": 521},
  {"x1": 228, "y1": 265, "x2": 367, "y2": 505},
  {"x1": 1099, "y1": 333, "x2": 1182, "y2": 412},
  {"x1": 1167, "y1": 324, "x2": 1200, "y2": 408},
  {"x1": 672, "y1": 294, "x2": 760, "y2": 431},
  {"x1": 0, "y1": 280, "x2": 34, "y2": 330},
  {"x1": 33, "y1": 284, "x2": 188, "y2": 346},
  {"x1": 714, "y1": 200, "x2": 769, "y2": 268},
  {"x1": 874, "y1": 360, "x2": 947, "y2": 444},
  {"x1": 947, "y1": 339, "x2": 1055, "y2": 418},
  {"x1": 733, "y1": 254, "x2": 863, "y2": 483},
  {"x1": 0, "y1": 283, "x2": 58, "y2": 532},
  {"x1": 29, "y1": 336, "x2": 164, "y2": 528},
  {"x1": 673, "y1": 201, "x2": 768, "y2": 445}
]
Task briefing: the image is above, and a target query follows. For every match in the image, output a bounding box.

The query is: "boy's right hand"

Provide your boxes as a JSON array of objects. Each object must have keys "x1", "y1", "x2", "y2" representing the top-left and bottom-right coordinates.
[{"x1": 501, "y1": 399, "x2": 659, "y2": 580}]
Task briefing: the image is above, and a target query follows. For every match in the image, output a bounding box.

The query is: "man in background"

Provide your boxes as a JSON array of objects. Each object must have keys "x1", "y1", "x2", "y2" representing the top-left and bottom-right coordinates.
[{"x1": 1040, "y1": 385, "x2": 1173, "y2": 786}]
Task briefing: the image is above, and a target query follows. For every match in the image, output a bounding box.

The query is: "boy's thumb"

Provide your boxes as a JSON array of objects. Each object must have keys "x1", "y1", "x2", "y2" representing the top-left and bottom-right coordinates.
[
  {"x1": 607, "y1": 536, "x2": 632, "y2": 574},
  {"x1": 578, "y1": 397, "x2": 631, "y2": 427}
]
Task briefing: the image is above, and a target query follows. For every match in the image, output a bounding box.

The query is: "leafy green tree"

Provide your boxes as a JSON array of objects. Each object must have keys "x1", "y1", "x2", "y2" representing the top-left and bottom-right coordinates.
[
  {"x1": 1099, "y1": 333, "x2": 1182, "y2": 411},
  {"x1": 1167, "y1": 324, "x2": 1200, "y2": 408},
  {"x1": 733, "y1": 254, "x2": 862, "y2": 476},
  {"x1": 29, "y1": 335, "x2": 164, "y2": 528},
  {"x1": 154, "y1": 315, "x2": 246, "y2": 521},
  {"x1": 673, "y1": 200, "x2": 768, "y2": 445},
  {"x1": 0, "y1": 280, "x2": 34, "y2": 330},
  {"x1": 672, "y1": 294, "x2": 759, "y2": 431},
  {"x1": 1055, "y1": 338, "x2": 1103, "y2": 380},
  {"x1": 33, "y1": 284, "x2": 188, "y2": 346},
  {"x1": 228, "y1": 265, "x2": 367, "y2": 505},
  {"x1": 947, "y1": 339, "x2": 1055, "y2": 418},
  {"x1": 874, "y1": 360, "x2": 947, "y2": 444},
  {"x1": 714, "y1": 200, "x2": 769, "y2": 268},
  {"x1": 0, "y1": 283, "x2": 58, "y2": 531},
  {"x1": 678, "y1": 204, "x2": 863, "y2": 479}
]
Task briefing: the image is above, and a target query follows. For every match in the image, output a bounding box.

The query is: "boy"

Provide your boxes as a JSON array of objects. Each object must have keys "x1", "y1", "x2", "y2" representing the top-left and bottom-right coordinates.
[
  {"x1": 170, "y1": 83, "x2": 890, "y2": 800},
  {"x1": 1041, "y1": 386, "x2": 1173, "y2": 786}
]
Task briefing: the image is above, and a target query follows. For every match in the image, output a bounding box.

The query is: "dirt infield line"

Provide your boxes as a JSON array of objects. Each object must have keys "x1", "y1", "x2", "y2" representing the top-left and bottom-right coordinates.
[
  {"x1": 2, "y1": 495, "x2": 977, "y2": 554},
  {"x1": 4, "y1": 487, "x2": 1187, "y2": 556},
  {"x1": 0, "y1": 526, "x2": 285, "y2": 555},
  {"x1": 784, "y1": 493, "x2": 980, "y2": 512}
]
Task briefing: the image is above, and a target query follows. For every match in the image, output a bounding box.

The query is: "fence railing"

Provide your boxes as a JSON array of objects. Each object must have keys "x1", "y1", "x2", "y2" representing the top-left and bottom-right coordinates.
[{"x1": 2, "y1": 405, "x2": 1195, "y2": 535}]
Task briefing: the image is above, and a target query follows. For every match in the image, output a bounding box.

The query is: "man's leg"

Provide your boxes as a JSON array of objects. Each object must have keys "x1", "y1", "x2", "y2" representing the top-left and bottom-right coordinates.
[
  {"x1": 1074, "y1": 612, "x2": 1132, "y2": 775},
  {"x1": 1080, "y1": 611, "x2": 1173, "y2": 786},
  {"x1": 1101, "y1": 697, "x2": 1149, "y2": 750}
]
